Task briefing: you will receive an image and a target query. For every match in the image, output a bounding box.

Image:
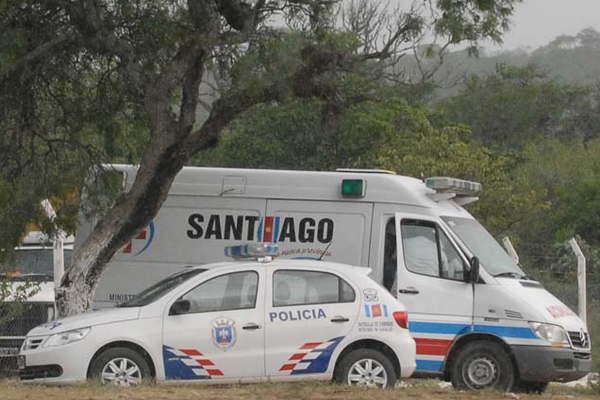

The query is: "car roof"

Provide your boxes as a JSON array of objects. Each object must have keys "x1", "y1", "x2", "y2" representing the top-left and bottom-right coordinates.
[{"x1": 187, "y1": 259, "x2": 372, "y2": 277}]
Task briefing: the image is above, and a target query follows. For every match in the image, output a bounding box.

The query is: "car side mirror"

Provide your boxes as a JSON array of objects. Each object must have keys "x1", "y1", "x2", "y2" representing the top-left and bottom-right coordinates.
[
  {"x1": 468, "y1": 257, "x2": 480, "y2": 283},
  {"x1": 169, "y1": 299, "x2": 191, "y2": 315}
]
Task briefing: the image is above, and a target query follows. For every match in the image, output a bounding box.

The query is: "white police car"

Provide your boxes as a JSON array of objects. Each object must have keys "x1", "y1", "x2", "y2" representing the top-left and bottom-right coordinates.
[{"x1": 19, "y1": 246, "x2": 416, "y2": 388}]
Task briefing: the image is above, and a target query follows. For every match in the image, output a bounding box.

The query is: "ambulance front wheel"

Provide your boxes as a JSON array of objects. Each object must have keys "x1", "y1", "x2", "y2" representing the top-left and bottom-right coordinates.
[
  {"x1": 334, "y1": 348, "x2": 397, "y2": 389},
  {"x1": 450, "y1": 340, "x2": 515, "y2": 391}
]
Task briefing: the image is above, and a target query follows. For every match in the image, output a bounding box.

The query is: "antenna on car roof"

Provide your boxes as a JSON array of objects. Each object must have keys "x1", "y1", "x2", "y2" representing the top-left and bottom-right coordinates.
[{"x1": 318, "y1": 242, "x2": 333, "y2": 261}]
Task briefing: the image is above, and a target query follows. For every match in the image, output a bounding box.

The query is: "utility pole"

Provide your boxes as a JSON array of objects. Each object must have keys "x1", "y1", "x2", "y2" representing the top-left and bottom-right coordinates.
[{"x1": 568, "y1": 238, "x2": 587, "y2": 326}]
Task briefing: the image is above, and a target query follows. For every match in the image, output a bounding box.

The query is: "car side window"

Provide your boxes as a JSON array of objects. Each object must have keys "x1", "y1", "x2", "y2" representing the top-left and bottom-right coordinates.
[
  {"x1": 179, "y1": 271, "x2": 258, "y2": 314},
  {"x1": 273, "y1": 270, "x2": 355, "y2": 307},
  {"x1": 401, "y1": 219, "x2": 465, "y2": 281}
]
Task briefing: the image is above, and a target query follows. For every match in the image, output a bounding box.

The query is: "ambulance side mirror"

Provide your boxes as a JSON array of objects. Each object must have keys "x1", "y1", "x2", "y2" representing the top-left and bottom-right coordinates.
[
  {"x1": 169, "y1": 299, "x2": 191, "y2": 315},
  {"x1": 468, "y1": 257, "x2": 480, "y2": 283}
]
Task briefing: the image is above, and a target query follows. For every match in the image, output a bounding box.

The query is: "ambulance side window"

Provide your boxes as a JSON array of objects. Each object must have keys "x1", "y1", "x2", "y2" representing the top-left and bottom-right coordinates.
[
  {"x1": 382, "y1": 218, "x2": 397, "y2": 293},
  {"x1": 401, "y1": 219, "x2": 465, "y2": 281},
  {"x1": 401, "y1": 220, "x2": 439, "y2": 277},
  {"x1": 273, "y1": 270, "x2": 355, "y2": 307},
  {"x1": 179, "y1": 271, "x2": 258, "y2": 314},
  {"x1": 439, "y1": 230, "x2": 465, "y2": 280}
]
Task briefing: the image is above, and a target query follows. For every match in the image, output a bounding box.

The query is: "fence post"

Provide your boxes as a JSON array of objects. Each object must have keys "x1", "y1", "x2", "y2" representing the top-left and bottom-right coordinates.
[
  {"x1": 40, "y1": 199, "x2": 65, "y2": 294},
  {"x1": 502, "y1": 236, "x2": 519, "y2": 264},
  {"x1": 568, "y1": 238, "x2": 587, "y2": 326}
]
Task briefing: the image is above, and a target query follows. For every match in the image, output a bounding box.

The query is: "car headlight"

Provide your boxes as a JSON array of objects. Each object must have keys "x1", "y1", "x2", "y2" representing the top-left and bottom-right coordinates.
[
  {"x1": 42, "y1": 327, "x2": 91, "y2": 348},
  {"x1": 529, "y1": 322, "x2": 570, "y2": 347}
]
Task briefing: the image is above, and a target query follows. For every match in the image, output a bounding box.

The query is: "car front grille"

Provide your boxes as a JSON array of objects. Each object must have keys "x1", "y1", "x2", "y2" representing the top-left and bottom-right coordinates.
[{"x1": 568, "y1": 331, "x2": 590, "y2": 349}]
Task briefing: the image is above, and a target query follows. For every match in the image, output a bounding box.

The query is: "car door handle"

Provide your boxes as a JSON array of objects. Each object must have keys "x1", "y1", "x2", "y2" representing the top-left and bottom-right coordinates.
[
  {"x1": 398, "y1": 287, "x2": 420, "y2": 295},
  {"x1": 242, "y1": 323, "x2": 261, "y2": 330},
  {"x1": 331, "y1": 316, "x2": 350, "y2": 323}
]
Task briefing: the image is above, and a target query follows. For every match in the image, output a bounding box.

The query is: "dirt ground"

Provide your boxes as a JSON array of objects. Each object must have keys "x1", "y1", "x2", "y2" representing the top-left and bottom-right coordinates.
[{"x1": 1, "y1": 379, "x2": 599, "y2": 400}]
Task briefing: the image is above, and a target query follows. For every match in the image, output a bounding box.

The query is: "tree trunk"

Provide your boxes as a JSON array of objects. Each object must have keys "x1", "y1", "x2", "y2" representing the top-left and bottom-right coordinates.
[
  {"x1": 55, "y1": 66, "x2": 265, "y2": 316},
  {"x1": 55, "y1": 32, "x2": 211, "y2": 316},
  {"x1": 56, "y1": 140, "x2": 189, "y2": 315}
]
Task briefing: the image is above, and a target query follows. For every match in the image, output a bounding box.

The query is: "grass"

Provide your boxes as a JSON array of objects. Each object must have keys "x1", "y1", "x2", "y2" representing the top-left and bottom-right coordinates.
[{"x1": 0, "y1": 379, "x2": 598, "y2": 400}]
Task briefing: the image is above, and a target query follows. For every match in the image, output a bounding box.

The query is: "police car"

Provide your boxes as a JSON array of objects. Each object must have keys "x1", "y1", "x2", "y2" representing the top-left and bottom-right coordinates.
[{"x1": 19, "y1": 245, "x2": 416, "y2": 388}]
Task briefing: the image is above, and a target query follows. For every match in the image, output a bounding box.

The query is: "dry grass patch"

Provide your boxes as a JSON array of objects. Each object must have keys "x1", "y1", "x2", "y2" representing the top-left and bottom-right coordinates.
[{"x1": 0, "y1": 379, "x2": 598, "y2": 400}]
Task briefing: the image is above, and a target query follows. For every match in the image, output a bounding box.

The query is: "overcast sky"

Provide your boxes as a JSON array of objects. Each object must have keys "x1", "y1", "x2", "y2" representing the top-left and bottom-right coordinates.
[{"x1": 492, "y1": 0, "x2": 600, "y2": 50}]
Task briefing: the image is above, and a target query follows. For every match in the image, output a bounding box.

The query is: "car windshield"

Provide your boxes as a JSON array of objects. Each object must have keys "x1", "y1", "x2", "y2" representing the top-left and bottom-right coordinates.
[
  {"x1": 118, "y1": 268, "x2": 206, "y2": 307},
  {"x1": 441, "y1": 216, "x2": 525, "y2": 278}
]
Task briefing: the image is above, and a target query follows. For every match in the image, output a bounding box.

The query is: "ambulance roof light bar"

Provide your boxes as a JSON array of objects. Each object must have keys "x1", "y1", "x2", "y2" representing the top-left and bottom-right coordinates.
[
  {"x1": 224, "y1": 243, "x2": 279, "y2": 262},
  {"x1": 425, "y1": 177, "x2": 482, "y2": 205}
]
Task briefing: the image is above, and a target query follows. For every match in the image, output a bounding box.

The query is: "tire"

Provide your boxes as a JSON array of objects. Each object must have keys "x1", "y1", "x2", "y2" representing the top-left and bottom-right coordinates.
[
  {"x1": 450, "y1": 340, "x2": 515, "y2": 392},
  {"x1": 88, "y1": 346, "x2": 152, "y2": 386},
  {"x1": 514, "y1": 380, "x2": 549, "y2": 394},
  {"x1": 334, "y1": 348, "x2": 397, "y2": 389}
]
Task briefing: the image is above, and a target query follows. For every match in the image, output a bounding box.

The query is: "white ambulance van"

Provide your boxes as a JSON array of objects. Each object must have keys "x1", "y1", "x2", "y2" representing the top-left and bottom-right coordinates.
[{"x1": 76, "y1": 165, "x2": 591, "y2": 391}]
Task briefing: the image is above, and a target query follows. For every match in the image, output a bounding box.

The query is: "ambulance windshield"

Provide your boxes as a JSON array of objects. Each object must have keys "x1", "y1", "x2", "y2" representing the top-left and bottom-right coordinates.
[
  {"x1": 118, "y1": 268, "x2": 206, "y2": 307},
  {"x1": 441, "y1": 216, "x2": 525, "y2": 278}
]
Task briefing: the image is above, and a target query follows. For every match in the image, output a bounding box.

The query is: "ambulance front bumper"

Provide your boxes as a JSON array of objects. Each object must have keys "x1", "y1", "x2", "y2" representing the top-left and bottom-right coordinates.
[{"x1": 511, "y1": 345, "x2": 592, "y2": 382}]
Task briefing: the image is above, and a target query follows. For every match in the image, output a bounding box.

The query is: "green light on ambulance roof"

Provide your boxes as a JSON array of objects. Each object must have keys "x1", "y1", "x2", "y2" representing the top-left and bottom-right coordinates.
[{"x1": 341, "y1": 179, "x2": 365, "y2": 197}]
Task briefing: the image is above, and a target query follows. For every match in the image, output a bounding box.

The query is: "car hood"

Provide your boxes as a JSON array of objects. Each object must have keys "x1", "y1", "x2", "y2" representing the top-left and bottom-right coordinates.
[{"x1": 27, "y1": 307, "x2": 141, "y2": 336}]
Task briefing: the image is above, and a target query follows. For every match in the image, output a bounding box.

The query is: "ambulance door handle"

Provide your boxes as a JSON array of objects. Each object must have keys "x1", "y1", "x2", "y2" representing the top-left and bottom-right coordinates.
[
  {"x1": 331, "y1": 316, "x2": 350, "y2": 323},
  {"x1": 242, "y1": 323, "x2": 261, "y2": 330},
  {"x1": 398, "y1": 287, "x2": 419, "y2": 295}
]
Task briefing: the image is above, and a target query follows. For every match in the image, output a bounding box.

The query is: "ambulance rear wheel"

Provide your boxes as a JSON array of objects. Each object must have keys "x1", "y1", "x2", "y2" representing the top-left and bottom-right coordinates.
[
  {"x1": 450, "y1": 341, "x2": 515, "y2": 391},
  {"x1": 89, "y1": 347, "x2": 152, "y2": 386},
  {"x1": 334, "y1": 348, "x2": 397, "y2": 389}
]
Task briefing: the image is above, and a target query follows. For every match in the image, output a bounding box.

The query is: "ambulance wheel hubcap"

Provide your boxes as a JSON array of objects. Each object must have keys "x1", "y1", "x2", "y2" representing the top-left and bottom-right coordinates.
[
  {"x1": 465, "y1": 356, "x2": 497, "y2": 388},
  {"x1": 347, "y1": 358, "x2": 388, "y2": 388},
  {"x1": 101, "y1": 357, "x2": 142, "y2": 386}
]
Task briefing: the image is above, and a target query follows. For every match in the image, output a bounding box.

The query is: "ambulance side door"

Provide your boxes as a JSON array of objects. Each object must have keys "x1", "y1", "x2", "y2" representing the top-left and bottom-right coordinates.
[
  {"x1": 394, "y1": 212, "x2": 473, "y2": 373},
  {"x1": 264, "y1": 267, "x2": 359, "y2": 378}
]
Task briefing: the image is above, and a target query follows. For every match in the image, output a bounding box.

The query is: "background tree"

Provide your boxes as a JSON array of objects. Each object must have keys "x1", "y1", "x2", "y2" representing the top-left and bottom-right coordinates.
[
  {"x1": 1, "y1": 0, "x2": 522, "y2": 315},
  {"x1": 437, "y1": 65, "x2": 586, "y2": 146},
  {"x1": 405, "y1": 27, "x2": 600, "y2": 94},
  {"x1": 205, "y1": 93, "x2": 543, "y2": 234}
]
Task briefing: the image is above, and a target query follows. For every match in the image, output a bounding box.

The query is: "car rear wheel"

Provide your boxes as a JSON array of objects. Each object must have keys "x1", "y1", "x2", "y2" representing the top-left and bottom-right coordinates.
[
  {"x1": 89, "y1": 347, "x2": 151, "y2": 386},
  {"x1": 334, "y1": 348, "x2": 397, "y2": 389},
  {"x1": 450, "y1": 340, "x2": 515, "y2": 391}
]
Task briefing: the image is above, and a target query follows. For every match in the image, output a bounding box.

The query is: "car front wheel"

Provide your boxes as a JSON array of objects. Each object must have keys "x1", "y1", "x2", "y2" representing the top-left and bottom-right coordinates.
[
  {"x1": 334, "y1": 348, "x2": 397, "y2": 389},
  {"x1": 89, "y1": 347, "x2": 152, "y2": 386}
]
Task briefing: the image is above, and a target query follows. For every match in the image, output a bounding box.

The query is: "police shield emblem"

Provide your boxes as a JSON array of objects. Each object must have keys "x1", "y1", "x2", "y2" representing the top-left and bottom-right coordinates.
[{"x1": 212, "y1": 317, "x2": 236, "y2": 350}]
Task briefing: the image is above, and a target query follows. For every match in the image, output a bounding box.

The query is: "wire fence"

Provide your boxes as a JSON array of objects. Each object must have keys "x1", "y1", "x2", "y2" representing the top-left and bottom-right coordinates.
[{"x1": 0, "y1": 302, "x2": 54, "y2": 372}]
